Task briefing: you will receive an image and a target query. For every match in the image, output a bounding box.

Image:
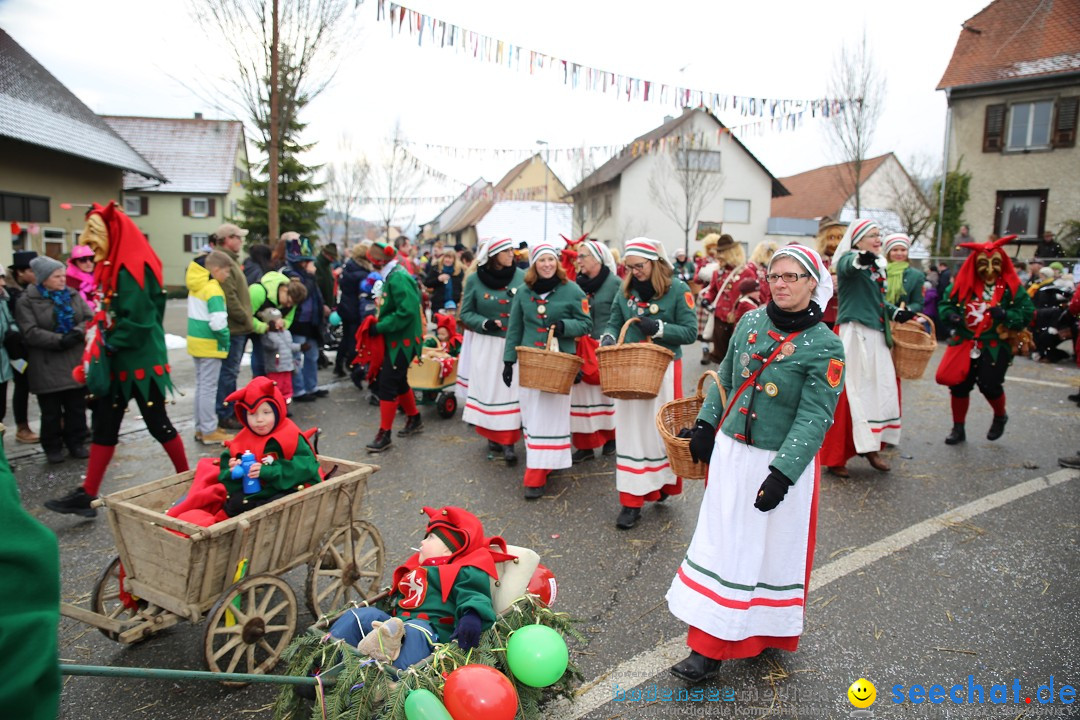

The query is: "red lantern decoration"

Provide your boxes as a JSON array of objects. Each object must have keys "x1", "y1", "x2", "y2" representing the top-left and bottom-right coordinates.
[
  {"x1": 527, "y1": 564, "x2": 558, "y2": 607},
  {"x1": 442, "y1": 665, "x2": 517, "y2": 720}
]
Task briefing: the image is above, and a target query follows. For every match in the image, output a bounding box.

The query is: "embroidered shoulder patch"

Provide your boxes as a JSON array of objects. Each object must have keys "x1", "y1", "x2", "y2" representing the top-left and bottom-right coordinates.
[
  {"x1": 684, "y1": 291, "x2": 694, "y2": 309},
  {"x1": 581, "y1": 297, "x2": 590, "y2": 314},
  {"x1": 826, "y1": 358, "x2": 844, "y2": 388}
]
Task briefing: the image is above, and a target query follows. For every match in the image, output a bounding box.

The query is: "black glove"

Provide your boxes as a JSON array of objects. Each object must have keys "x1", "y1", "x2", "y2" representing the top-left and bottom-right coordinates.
[
  {"x1": 367, "y1": 322, "x2": 380, "y2": 337},
  {"x1": 943, "y1": 312, "x2": 962, "y2": 326},
  {"x1": 688, "y1": 419, "x2": 716, "y2": 464},
  {"x1": 482, "y1": 318, "x2": 499, "y2": 332},
  {"x1": 60, "y1": 330, "x2": 83, "y2": 349},
  {"x1": 600, "y1": 334, "x2": 616, "y2": 347},
  {"x1": 989, "y1": 306, "x2": 1006, "y2": 321},
  {"x1": 893, "y1": 309, "x2": 915, "y2": 324},
  {"x1": 573, "y1": 369, "x2": 584, "y2": 384},
  {"x1": 754, "y1": 469, "x2": 793, "y2": 512},
  {"x1": 450, "y1": 610, "x2": 483, "y2": 651},
  {"x1": 637, "y1": 316, "x2": 660, "y2": 337},
  {"x1": 857, "y1": 250, "x2": 878, "y2": 267},
  {"x1": 676, "y1": 427, "x2": 695, "y2": 439},
  {"x1": 550, "y1": 320, "x2": 565, "y2": 337},
  {"x1": 502, "y1": 362, "x2": 514, "y2": 388}
]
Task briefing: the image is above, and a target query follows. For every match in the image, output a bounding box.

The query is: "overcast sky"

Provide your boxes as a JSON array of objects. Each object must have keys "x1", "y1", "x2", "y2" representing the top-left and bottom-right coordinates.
[{"x1": 1, "y1": 0, "x2": 991, "y2": 227}]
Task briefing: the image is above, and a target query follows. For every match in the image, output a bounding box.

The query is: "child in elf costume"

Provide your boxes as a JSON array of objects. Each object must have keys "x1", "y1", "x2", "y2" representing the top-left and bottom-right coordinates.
[
  {"x1": 422, "y1": 313, "x2": 462, "y2": 384},
  {"x1": 218, "y1": 376, "x2": 321, "y2": 517}
]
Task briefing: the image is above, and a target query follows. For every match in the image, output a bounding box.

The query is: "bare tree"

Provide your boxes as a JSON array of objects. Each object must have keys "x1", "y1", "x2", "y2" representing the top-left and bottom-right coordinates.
[
  {"x1": 323, "y1": 136, "x2": 370, "y2": 247},
  {"x1": 369, "y1": 122, "x2": 423, "y2": 238},
  {"x1": 825, "y1": 31, "x2": 885, "y2": 216},
  {"x1": 189, "y1": 0, "x2": 359, "y2": 242},
  {"x1": 648, "y1": 139, "x2": 726, "y2": 255},
  {"x1": 886, "y1": 154, "x2": 936, "y2": 243}
]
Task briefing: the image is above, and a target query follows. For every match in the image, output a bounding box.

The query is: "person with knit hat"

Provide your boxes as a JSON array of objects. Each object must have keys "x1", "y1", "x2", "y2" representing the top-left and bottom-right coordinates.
[
  {"x1": 668, "y1": 244, "x2": 844, "y2": 683},
  {"x1": 701, "y1": 234, "x2": 757, "y2": 364},
  {"x1": 672, "y1": 247, "x2": 695, "y2": 284},
  {"x1": 599, "y1": 237, "x2": 698, "y2": 529},
  {"x1": 65, "y1": 244, "x2": 97, "y2": 306},
  {"x1": 4, "y1": 250, "x2": 40, "y2": 444},
  {"x1": 502, "y1": 242, "x2": 592, "y2": 498},
  {"x1": 570, "y1": 239, "x2": 621, "y2": 463},
  {"x1": 883, "y1": 233, "x2": 926, "y2": 314},
  {"x1": 45, "y1": 203, "x2": 189, "y2": 518},
  {"x1": 458, "y1": 238, "x2": 527, "y2": 464},
  {"x1": 936, "y1": 235, "x2": 1034, "y2": 445},
  {"x1": 365, "y1": 240, "x2": 426, "y2": 452},
  {"x1": 15, "y1": 255, "x2": 93, "y2": 463},
  {"x1": 212, "y1": 222, "x2": 253, "y2": 430},
  {"x1": 818, "y1": 219, "x2": 915, "y2": 478}
]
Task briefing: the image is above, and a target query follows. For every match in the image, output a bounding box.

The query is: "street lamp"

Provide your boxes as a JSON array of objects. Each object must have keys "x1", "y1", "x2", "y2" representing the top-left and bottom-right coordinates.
[{"x1": 536, "y1": 140, "x2": 549, "y2": 245}]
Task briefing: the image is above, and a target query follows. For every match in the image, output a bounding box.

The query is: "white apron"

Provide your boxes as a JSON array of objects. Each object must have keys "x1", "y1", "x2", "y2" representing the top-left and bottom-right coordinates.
[
  {"x1": 520, "y1": 387, "x2": 572, "y2": 470},
  {"x1": 453, "y1": 329, "x2": 473, "y2": 404},
  {"x1": 614, "y1": 362, "x2": 676, "y2": 496},
  {"x1": 459, "y1": 332, "x2": 521, "y2": 433},
  {"x1": 838, "y1": 322, "x2": 901, "y2": 452},
  {"x1": 569, "y1": 381, "x2": 615, "y2": 435}
]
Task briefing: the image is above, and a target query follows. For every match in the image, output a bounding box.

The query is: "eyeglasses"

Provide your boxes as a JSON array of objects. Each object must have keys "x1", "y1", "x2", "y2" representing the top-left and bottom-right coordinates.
[
  {"x1": 625, "y1": 261, "x2": 649, "y2": 271},
  {"x1": 765, "y1": 272, "x2": 810, "y2": 284},
  {"x1": 74, "y1": 257, "x2": 94, "y2": 264}
]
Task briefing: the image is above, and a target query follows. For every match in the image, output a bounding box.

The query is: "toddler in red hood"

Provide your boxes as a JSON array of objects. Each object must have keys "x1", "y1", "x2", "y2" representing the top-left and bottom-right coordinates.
[{"x1": 218, "y1": 376, "x2": 321, "y2": 516}]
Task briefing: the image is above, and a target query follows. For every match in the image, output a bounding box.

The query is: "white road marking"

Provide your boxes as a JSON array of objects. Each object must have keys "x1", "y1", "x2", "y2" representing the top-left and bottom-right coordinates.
[
  {"x1": 555, "y1": 469, "x2": 1078, "y2": 720},
  {"x1": 1006, "y1": 375, "x2": 1076, "y2": 388}
]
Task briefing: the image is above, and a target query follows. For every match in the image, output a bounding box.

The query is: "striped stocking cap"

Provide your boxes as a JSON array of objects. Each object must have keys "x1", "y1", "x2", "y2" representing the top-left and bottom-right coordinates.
[
  {"x1": 834, "y1": 218, "x2": 881, "y2": 260},
  {"x1": 770, "y1": 243, "x2": 834, "y2": 312},
  {"x1": 582, "y1": 239, "x2": 617, "y2": 273},
  {"x1": 883, "y1": 233, "x2": 911, "y2": 256},
  {"x1": 529, "y1": 242, "x2": 560, "y2": 265},
  {"x1": 623, "y1": 237, "x2": 663, "y2": 261},
  {"x1": 477, "y1": 237, "x2": 515, "y2": 266}
]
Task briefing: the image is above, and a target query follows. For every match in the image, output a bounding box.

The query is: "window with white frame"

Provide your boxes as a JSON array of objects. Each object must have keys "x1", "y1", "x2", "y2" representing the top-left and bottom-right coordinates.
[
  {"x1": 190, "y1": 233, "x2": 210, "y2": 252},
  {"x1": 678, "y1": 149, "x2": 722, "y2": 172},
  {"x1": 723, "y1": 199, "x2": 751, "y2": 224},
  {"x1": 1007, "y1": 100, "x2": 1054, "y2": 150},
  {"x1": 190, "y1": 197, "x2": 210, "y2": 217},
  {"x1": 123, "y1": 196, "x2": 141, "y2": 216}
]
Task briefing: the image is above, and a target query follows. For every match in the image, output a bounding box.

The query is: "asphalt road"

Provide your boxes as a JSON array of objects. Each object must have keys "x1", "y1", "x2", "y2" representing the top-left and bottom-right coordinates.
[{"x1": 11, "y1": 300, "x2": 1079, "y2": 719}]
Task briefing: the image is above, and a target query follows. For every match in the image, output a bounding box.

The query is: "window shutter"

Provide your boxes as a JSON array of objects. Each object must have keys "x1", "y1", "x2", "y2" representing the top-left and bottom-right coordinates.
[
  {"x1": 1052, "y1": 96, "x2": 1078, "y2": 148},
  {"x1": 208, "y1": 198, "x2": 217, "y2": 217},
  {"x1": 184, "y1": 234, "x2": 192, "y2": 252},
  {"x1": 140, "y1": 197, "x2": 149, "y2": 215},
  {"x1": 182, "y1": 198, "x2": 190, "y2": 216},
  {"x1": 983, "y1": 104, "x2": 1006, "y2": 152}
]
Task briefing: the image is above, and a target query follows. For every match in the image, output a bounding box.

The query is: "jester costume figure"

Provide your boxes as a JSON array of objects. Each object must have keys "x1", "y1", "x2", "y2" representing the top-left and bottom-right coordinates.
[
  {"x1": 936, "y1": 235, "x2": 1034, "y2": 444},
  {"x1": 45, "y1": 202, "x2": 189, "y2": 518}
]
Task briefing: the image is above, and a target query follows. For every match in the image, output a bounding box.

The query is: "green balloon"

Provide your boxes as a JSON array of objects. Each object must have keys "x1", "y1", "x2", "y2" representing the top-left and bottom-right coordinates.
[
  {"x1": 404, "y1": 688, "x2": 453, "y2": 720},
  {"x1": 505, "y1": 624, "x2": 569, "y2": 688}
]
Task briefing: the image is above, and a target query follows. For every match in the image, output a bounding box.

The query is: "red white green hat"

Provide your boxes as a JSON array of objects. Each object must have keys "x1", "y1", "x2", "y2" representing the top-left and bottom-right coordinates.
[
  {"x1": 883, "y1": 233, "x2": 911, "y2": 255},
  {"x1": 770, "y1": 243, "x2": 834, "y2": 311},
  {"x1": 582, "y1": 239, "x2": 617, "y2": 273},
  {"x1": 477, "y1": 237, "x2": 514, "y2": 265},
  {"x1": 529, "y1": 242, "x2": 559, "y2": 264},
  {"x1": 623, "y1": 237, "x2": 663, "y2": 261},
  {"x1": 835, "y1": 218, "x2": 881, "y2": 259}
]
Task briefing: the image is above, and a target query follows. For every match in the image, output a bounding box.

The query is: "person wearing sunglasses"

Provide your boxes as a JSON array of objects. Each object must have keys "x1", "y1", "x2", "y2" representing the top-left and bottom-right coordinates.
[{"x1": 65, "y1": 244, "x2": 97, "y2": 306}]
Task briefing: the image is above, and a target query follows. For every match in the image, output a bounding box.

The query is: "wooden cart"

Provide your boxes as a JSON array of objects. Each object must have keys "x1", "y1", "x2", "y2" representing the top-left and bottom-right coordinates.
[{"x1": 60, "y1": 456, "x2": 386, "y2": 683}]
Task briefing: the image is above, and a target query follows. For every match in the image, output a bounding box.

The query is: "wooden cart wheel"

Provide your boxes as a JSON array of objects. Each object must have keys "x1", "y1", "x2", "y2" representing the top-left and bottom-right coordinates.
[
  {"x1": 305, "y1": 520, "x2": 386, "y2": 619},
  {"x1": 90, "y1": 556, "x2": 164, "y2": 642},
  {"x1": 203, "y1": 574, "x2": 297, "y2": 684}
]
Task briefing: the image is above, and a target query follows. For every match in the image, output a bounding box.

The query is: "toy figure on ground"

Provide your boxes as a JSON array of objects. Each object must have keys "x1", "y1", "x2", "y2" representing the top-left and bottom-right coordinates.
[
  {"x1": 218, "y1": 376, "x2": 321, "y2": 516},
  {"x1": 936, "y1": 234, "x2": 1034, "y2": 444},
  {"x1": 256, "y1": 307, "x2": 302, "y2": 402},
  {"x1": 46, "y1": 202, "x2": 189, "y2": 518}
]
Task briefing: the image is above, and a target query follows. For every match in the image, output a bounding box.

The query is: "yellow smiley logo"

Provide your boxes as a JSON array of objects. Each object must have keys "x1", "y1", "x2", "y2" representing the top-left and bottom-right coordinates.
[{"x1": 848, "y1": 678, "x2": 876, "y2": 708}]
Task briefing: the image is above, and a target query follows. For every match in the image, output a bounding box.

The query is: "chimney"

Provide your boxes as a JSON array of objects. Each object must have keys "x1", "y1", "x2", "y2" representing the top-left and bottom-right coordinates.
[{"x1": 194, "y1": 112, "x2": 203, "y2": 120}]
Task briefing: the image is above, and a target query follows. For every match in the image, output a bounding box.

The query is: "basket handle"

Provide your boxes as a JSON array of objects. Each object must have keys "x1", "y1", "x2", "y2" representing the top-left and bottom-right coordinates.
[
  {"x1": 545, "y1": 324, "x2": 558, "y2": 351},
  {"x1": 696, "y1": 370, "x2": 728, "y2": 408},
  {"x1": 616, "y1": 317, "x2": 650, "y2": 345},
  {"x1": 895, "y1": 311, "x2": 935, "y2": 338}
]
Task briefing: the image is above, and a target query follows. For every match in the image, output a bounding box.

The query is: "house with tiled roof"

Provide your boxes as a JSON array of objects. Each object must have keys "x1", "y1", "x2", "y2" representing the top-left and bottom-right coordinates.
[
  {"x1": 937, "y1": 0, "x2": 1079, "y2": 251},
  {"x1": 422, "y1": 154, "x2": 569, "y2": 249},
  {"x1": 103, "y1": 114, "x2": 248, "y2": 287},
  {"x1": 567, "y1": 107, "x2": 788, "y2": 258},
  {"x1": 767, "y1": 153, "x2": 932, "y2": 244},
  {"x1": 0, "y1": 29, "x2": 163, "y2": 265}
]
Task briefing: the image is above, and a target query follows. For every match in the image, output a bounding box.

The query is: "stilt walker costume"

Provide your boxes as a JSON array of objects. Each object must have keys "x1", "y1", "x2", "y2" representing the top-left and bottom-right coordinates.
[
  {"x1": 936, "y1": 235, "x2": 1034, "y2": 444},
  {"x1": 46, "y1": 202, "x2": 188, "y2": 518},
  {"x1": 667, "y1": 244, "x2": 844, "y2": 679},
  {"x1": 601, "y1": 238, "x2": 698, "y2": 529},
  {"x1": 365, "y1": 241, "x2": 425, "y2": 453},
  {"x1": 819, "y1": 219, "x2": 912, "y2": 476},
  {"x1": 503, "y1": 243, "x2": 592, "y2": 498},
  {"x1": 459, "y1": 237, "x2": 526, "y2": 463},
  {"x1": 571, "y1": 240, "x2": 621, "y2": 457}
]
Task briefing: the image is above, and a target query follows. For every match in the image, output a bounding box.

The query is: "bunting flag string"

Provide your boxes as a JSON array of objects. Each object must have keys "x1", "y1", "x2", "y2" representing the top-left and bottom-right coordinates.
[
  {"x1": 375, "y1": 0, "x2": 851, "y2": 124},
  {"x1": 364, "y1": 184, "x2": 551, "y2": 206}
]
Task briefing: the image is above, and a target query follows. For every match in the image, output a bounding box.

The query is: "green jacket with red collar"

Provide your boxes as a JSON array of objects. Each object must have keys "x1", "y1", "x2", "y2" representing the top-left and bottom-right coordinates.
[
  {"x1": 602, "y1": 277, "x2": 699, "y2": 360},
  {"x1": 376, "y1": 263, "x2": 425, "y2": 366},
  {"x1": 503, "y1": 280, "x2": 592, "y2": 362},
  {"x1": 459, "y1": 267, "x2": 525, "y2": 338}
]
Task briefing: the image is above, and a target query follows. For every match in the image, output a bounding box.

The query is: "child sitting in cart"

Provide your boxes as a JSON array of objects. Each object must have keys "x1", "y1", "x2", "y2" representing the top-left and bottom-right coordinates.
[
  {"x1": 300, "y1": 505, "x2": 512, "y2": 694},
  {"x1": 219, "y1": 376, "x2": 321, "y2": 517},
  {"x1": 420, "y1": 313, "x2": 461, "y2": 387}
]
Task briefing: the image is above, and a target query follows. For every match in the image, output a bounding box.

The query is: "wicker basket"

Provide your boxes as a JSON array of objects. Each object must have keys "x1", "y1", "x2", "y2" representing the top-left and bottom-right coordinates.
[
  {"x1": 596, "y1": 318, "x2": 675, "y2": 399},
  {"x1": 656, "y1": 371, "x2": 727, "y2": 480},
  {"x1": 891, "y1": 313, "x2": 936, "y2": 380},
  {"x1": 516, "y1": 326, "x2": 583, "y2": 395}
]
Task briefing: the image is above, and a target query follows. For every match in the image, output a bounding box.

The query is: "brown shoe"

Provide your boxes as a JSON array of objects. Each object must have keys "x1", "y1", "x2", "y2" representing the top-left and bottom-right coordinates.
[
  {"x1": 864, "y1": 451, "x2": 891, "y2": 472},
  {"x1": 828, "y1": 465, "x2": 850, "y2": 478},
  {"x1": 200, "y1": 428, "x2": 235, "y2": 446},
  {"x1": 16, "y1": 425, "x2": 39, "y2": 444}
]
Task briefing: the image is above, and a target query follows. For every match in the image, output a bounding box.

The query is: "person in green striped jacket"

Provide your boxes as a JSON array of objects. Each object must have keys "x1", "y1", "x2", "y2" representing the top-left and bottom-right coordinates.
[{"x1": 186, "y1": 251, "x2": 233, "y2": 446}]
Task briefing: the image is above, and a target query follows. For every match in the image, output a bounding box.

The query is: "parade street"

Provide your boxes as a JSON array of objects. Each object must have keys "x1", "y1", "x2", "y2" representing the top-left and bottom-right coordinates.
[{"x1": 14, "y1": 301, "x2": 1079, "y2": 720}]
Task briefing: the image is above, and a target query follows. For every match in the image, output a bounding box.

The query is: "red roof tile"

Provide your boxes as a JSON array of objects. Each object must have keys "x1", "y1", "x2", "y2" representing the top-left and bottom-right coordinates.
[
  {"x1": 937, "y1": 0, "x2": 1080, "y2": 90},
  {"x1": 770, "y1": 153, "x2": 892, "y2": 220}
]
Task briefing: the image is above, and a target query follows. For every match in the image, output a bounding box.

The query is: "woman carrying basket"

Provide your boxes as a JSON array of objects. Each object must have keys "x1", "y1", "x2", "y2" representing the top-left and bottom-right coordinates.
[
  {"x1": 884, "y1": 232, "x2": 926, "y2": 420},
  {"x1": 600, "y1": 238, "x2": 698, "y2": 530},
  {"x1": 818, "y1": 219, "x2": 915, "y2": 478},
  {"x1": 503, "y1": 243, "x2": 592, "y2": 499},
  {"x1": 666, "y1": 244, "x2": 845, "y2": 683},
  {"x1": 570, "y1": 240, "x2": 621, "y2": 463},
  {"x1": 459, "y1": 237, "x2": 526, "y2": 464}
]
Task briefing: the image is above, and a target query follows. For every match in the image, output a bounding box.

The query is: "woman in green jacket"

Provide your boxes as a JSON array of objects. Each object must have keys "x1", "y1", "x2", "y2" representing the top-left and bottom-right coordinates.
[{"x1": 502, "y1": 243, "x2": 592, "y2": 499}]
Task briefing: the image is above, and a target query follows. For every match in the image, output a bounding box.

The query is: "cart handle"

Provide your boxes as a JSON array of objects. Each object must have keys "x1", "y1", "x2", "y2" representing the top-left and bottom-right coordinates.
[{"x1": 60, "y1": 662, "x2": 322, "y2": 686}]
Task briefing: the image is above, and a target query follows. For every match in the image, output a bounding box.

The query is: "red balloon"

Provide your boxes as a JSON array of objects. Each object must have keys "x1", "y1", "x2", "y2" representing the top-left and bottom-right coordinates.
[
  {"x1": 527, "y1": 564, "x2": 558, "y2": 607},
  {"x1": 442, "y1": 664, "x2": 518, "y2": 720}
]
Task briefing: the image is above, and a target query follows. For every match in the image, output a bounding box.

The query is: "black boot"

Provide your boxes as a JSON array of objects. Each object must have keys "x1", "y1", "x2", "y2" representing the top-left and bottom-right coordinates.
[
  {"x1": 987, "y1": 414, "x2": 1008, "y2": 441},
  {"x1": 524, "y1": 484, "x2": 545, "y2": 500},
  {"x1": 502, "y1": 444, "x2": 518, "y2": 466},
  {"x1": 669, "y1": 651, "x2": 721, "y2": 683},
  {"x1": 602, "y1": 439, "x2": 617, "y2": 456},
  {"x1": 487, "y1": 440, "x2": 501, "y2": 453},
  {"x1": 44, "y1": 486, "x2": 97, "y2": 518},
  {"x1": 397, "y1": 414, "x2": 424, "y2": 437},
  {"x1": 571, "y1": 448, "x2": 594, "y2": 464},
  {"x1": 366, "y1": 429, "x2": 392, "y2": 453},
  {"x1": 944, "y1": 423, "x2": 966, "y2": 445},
  {"x1": 615, "y1": 506, "x2": 641, "y2": 530}
]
